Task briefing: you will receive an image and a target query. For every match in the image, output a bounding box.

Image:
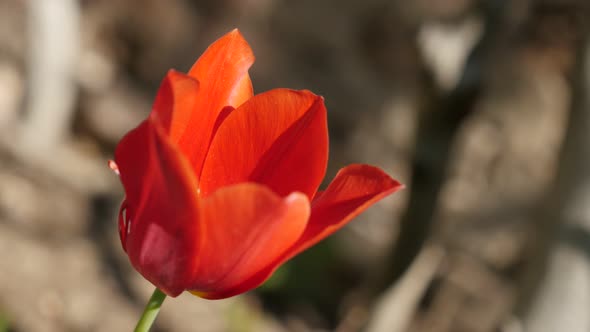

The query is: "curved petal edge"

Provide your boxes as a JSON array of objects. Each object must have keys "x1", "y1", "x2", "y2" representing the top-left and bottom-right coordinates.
[
  {"x1": 200, "y1": 89, "x2": 328, "y2": 199},
  {"x1": 200, "y1": 164, "x2": 402, "y2": 299},
  {"x1": 114, "y1": 119, "x2": 201, "y2": 297},
  {"x1": 187, "y1": 183, "x2": 310, "y2": 299}
]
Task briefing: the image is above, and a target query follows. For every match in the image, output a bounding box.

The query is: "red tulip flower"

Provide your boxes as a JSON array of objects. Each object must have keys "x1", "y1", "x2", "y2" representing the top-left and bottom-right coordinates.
[{"x1": 112, "y1": 29, "x2": 402, "y2": 300}]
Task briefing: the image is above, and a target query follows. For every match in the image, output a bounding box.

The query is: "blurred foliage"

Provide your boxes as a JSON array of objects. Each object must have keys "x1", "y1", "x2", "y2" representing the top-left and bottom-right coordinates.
[
  {"x1": 259, "y1": 240, "x2": 356, "y2": 327},
  {"x1": 0, "y1": 311, "x2": 9, "y2": 332}
]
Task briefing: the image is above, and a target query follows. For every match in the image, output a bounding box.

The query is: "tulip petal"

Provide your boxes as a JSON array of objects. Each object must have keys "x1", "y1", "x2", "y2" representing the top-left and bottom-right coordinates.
[
  {"x1": 210, "y1": 165, "x2": 402, "y2": 297},
  {"x1": 188, "y1": 183, "x2": 310, "y2": 299},
  {"x1": 118, "y1": 199, "x2": 130, "y2": 252},
  {"x1": 178, "y1": 29, "x2": 254, "y2": 176},
  {"x1": 187, "y1": 29, "x2": 254, "y2": 108},
  {"x1": 287, "y1": 164, "x2": 403, "y2": 256},
  {"x1": 200, "y1": 89, "x2": 328, "y2": 199},
  {"x1": 150, "y1": 69, "x2": 200, "y2": 143},
  {"x1": 114, "y1": 119, "x2": 200, "y2": 297}
]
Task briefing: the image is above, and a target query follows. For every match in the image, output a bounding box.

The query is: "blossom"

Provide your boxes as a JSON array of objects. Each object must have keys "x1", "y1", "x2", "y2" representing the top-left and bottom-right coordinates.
[{"x1": 112, "y1": 29, "x2": 402, "y2": 299}]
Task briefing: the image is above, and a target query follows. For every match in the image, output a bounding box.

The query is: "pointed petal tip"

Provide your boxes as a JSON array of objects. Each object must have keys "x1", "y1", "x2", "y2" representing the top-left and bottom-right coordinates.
[
  {"x1": 150, "y1": 69, "x2": 200, "y2": 137},
  {"x1": 226, "y1": 29, "x2": 250, "y2": 46},
  {"x1": 333, "y1": 163, "x2": 403, "y2": 189},
  {"x1": 108, "y1": 160, "x2": 120, "y2": 175},
  {"x1": 164, "y1": 68, "x2": 200, "y2": 87},
  {"x1": 166, "y1": 68, "x2": 197, "y2": 81}
]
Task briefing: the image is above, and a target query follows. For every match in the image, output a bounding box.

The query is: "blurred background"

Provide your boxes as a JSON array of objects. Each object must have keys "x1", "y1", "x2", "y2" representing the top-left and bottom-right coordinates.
[{"x1": 1, "y1": 0, "x2": 589, "y2": 331}]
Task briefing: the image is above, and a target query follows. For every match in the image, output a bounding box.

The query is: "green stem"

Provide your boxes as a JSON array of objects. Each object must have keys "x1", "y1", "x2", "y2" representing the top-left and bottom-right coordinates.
[{"x1": 134, "y1": 288, "x2": 167, "y2": 332}]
